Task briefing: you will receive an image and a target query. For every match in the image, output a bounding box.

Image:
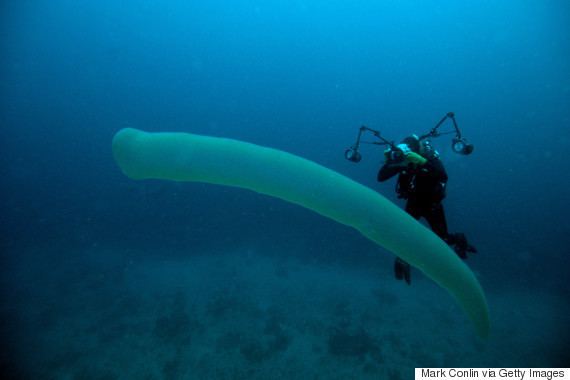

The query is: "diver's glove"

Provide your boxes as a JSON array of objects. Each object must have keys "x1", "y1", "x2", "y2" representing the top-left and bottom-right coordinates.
[{"x1": 405, "y1": 152, "x2": 428, "y2": 165}]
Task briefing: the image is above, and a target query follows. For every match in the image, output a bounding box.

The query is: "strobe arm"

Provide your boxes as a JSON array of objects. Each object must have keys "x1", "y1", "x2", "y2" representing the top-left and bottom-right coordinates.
[
  {"x1": 420, "y1": 112, "x2": 473, "y2": 155},
  {"x1": 345, "y1": 126, "x2": 394, "y2": 163}
]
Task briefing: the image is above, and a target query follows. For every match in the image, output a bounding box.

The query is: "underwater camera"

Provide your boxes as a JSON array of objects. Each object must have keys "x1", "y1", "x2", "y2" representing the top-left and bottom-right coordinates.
[
  {"x1": 386, "y1": 143, "x2": 412, "y2": 163},
  {"x1": 344, "y1": 112, "x2": 474, "y2": 163}
]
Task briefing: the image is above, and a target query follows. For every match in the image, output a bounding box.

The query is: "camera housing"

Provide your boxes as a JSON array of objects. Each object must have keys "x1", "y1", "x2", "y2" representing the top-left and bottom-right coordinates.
[{"x1": 387, "y1": 143, "x2": 411, "y2": 163}]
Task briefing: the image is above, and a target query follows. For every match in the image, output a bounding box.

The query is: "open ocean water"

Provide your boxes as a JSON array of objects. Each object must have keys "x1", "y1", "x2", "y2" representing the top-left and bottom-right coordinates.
[{"x1": 1, "y1": 1, "x2": 569, "y2": 379}]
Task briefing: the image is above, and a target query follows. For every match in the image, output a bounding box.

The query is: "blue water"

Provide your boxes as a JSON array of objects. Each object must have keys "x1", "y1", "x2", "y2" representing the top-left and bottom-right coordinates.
[{"x1": 1, "y1": 1, "x2": 569, "y2": 378}]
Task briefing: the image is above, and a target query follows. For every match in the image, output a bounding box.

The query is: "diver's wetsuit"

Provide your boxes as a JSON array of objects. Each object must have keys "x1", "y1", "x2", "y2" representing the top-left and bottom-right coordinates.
[
  {"x1": 378, "y1": 157, "x2": 449, "y2": 240},
  {"x1": 378, "y1": 156, "x2": 475, "y2": 284}
]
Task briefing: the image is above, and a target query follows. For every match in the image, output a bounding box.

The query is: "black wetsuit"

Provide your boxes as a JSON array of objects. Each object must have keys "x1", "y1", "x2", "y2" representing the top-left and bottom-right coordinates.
[
  {"x1": 378, "y1": 155, "x2": 475, "y2": 286},
  {"x1": 378, "y1": 157, "x2": 449, "y2": 240}
]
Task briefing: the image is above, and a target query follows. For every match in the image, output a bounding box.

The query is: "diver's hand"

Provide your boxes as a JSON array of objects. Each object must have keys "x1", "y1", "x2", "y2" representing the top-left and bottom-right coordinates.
[{"x1": 405, "y1": 152, "x2": 427, "y2": 165}]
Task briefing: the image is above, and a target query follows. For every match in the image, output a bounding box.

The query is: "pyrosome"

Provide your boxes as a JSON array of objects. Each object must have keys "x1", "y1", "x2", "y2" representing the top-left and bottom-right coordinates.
[{"x1": 112, "y1": 128, "x2": 490, "y2": 338}]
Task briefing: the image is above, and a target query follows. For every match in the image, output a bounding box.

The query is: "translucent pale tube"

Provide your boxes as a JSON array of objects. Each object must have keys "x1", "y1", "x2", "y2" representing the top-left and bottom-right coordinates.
[{"x1": 112, "y1": 128, "x2": 490, "y2": 338}]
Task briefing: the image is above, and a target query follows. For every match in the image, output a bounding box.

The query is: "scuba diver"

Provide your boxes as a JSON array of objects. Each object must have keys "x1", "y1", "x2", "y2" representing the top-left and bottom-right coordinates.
[{"x1": 344, "y1": 112, "x2": 477, "y2": 284}]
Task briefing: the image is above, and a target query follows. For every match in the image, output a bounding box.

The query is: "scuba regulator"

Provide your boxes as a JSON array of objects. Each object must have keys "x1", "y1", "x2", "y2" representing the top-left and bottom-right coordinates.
[{"x1": 344, "y1": 112, "x2": 474, "y2": 163}]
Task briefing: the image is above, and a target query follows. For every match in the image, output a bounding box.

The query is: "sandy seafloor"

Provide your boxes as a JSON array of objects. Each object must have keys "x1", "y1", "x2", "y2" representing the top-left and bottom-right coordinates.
[{"x1": 1, "y1": 243, "x2": 568, "y2": 380}]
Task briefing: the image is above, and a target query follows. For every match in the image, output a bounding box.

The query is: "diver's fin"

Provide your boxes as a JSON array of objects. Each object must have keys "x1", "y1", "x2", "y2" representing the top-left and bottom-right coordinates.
[{"x1": 394, "y1": 258, "x2": 411, "y2": 285}]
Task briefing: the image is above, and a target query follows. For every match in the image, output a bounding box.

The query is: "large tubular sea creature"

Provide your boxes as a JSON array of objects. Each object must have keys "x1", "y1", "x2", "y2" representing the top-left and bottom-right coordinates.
[{"x1": 112, "y1": 128, "x2": 490, "y2": 338}]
